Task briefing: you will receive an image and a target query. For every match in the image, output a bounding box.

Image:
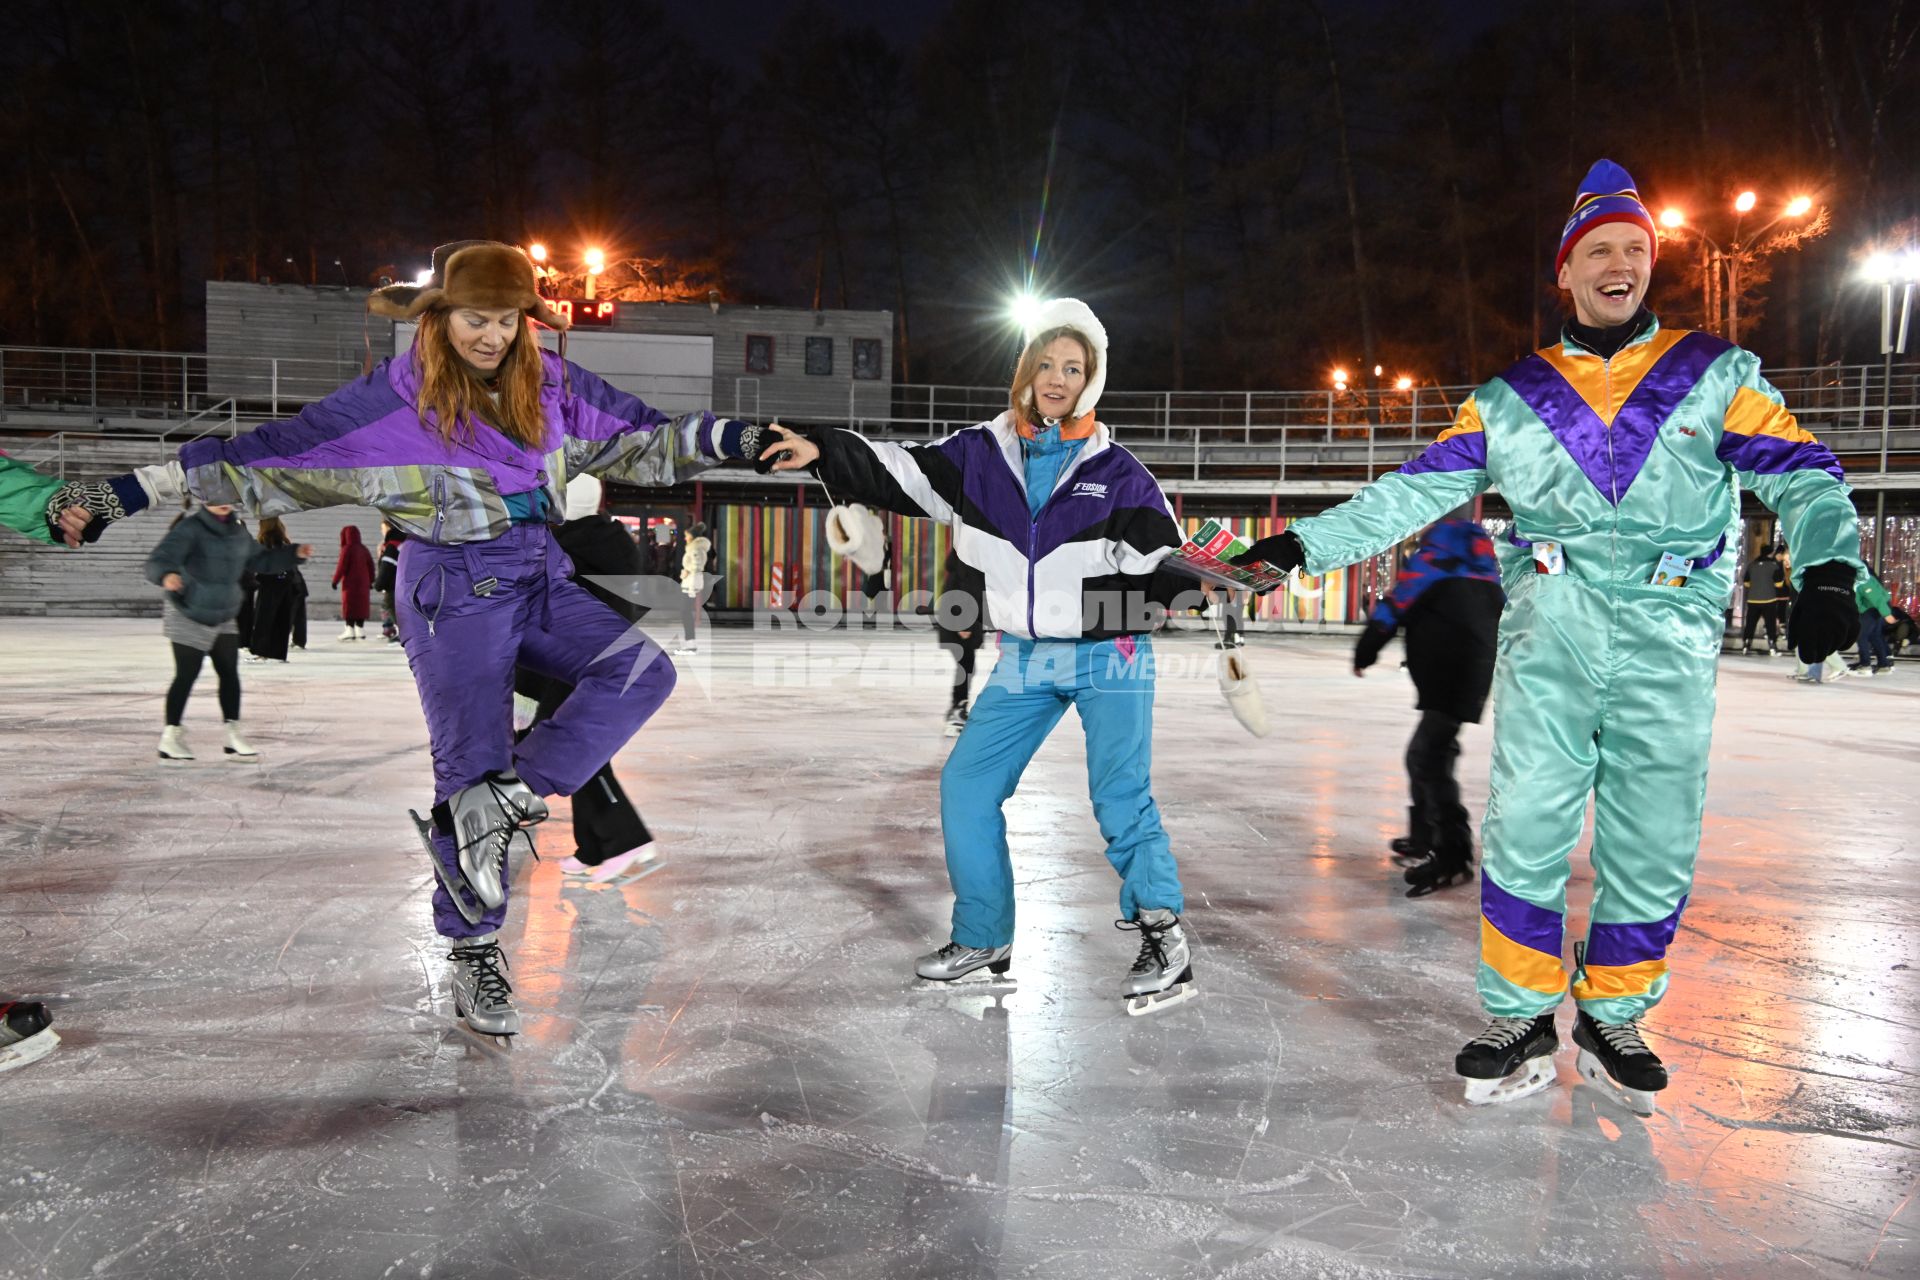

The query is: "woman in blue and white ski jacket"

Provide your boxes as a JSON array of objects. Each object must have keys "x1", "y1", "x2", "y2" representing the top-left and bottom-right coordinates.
[{"x1": 762, "y1": 299, "x2": 1200, "y2": 1010}]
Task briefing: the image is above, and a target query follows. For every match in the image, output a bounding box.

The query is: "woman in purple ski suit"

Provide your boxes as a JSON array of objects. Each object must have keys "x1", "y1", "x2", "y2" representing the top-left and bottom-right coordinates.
[{"x1": 76, "y1": 242, "x2": 775, "y2": 1037}]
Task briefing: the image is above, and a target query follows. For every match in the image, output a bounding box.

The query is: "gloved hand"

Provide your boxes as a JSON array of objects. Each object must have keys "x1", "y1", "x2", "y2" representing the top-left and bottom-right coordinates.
[
  {"x1": 1227, "y1": 531, "x2": 1305, "y2": 593},
  {"x1": 1786, "y1": 561, "x2": 1860, "y2": 663},
  {"x1": 1353, "y1": 621, "x2": 1393, "y2": 674},
  {"x1": 44, "y1": 478, "x2": 138, "y2": 546},
  {"x1": 717, "y1": 421, "x2": 810, "y2": 474}
]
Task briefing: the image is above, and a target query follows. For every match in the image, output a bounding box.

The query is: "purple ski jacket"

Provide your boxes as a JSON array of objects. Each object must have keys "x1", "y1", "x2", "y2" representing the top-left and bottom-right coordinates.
[{"x1": 142, "y1": 349, "x2": 742, "y2": 545}]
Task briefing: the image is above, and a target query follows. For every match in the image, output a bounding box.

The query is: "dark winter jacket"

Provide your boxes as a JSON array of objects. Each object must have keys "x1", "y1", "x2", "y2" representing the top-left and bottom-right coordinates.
[
  {"x1": 515, "y1": 513, "x2": 647, "y2": 706},
  {"x1": 144, "y1": 507, "x2": 303, "y2": 626},
  {"x1": 935, "y1": 548, "x2": 987, "y2": 642},
  {"x1": 1355, "y1": 518, "x2": 1504, "y2": 723},
  {"x1": 333, "y1": 525, "x2": 375, "y2": 621},
  {"x1": 1742, "y1": 553, "x2": 1787, "y2": 604},
  {"x1": 374, "y1": 530, "x2": 405, "y2": 594}
]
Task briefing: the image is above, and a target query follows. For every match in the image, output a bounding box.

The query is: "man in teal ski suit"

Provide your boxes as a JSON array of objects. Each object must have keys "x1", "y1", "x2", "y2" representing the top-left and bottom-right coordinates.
[{"x1": 1235, "y1": 160, "x2": 1863, "y2": 1112}]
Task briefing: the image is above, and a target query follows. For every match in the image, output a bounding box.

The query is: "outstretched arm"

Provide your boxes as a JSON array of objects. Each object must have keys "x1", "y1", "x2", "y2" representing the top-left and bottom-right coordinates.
[
  {"x1": 1233, "y1": 400, "x2": 1491, "y2": 586},
  {"x1": 761, "y1": 425, "x2": 967, "y2": 523},
  {"x1": 1288, "y1": 401, "x2": 1491, "y2": 574},
  {"x1": 561, "y1": 360, "x2": 766, "y2": 487}
]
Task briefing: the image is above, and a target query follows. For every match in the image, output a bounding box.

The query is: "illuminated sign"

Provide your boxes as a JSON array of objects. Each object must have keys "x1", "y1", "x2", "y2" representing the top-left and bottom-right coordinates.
[{"x1": 551, "y1": 299, "x2": 618, "y2": 327}]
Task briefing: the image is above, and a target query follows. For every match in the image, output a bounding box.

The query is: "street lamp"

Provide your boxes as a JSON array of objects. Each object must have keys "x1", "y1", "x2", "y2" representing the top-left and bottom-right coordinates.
[
  {"x1": 1860, "y1": 247, "x2": 1920, "y2": 577},
  {"x1": 584, "y1": 247, "x2": 605, "y2": 300},
  {"x1": 1658, "y1": 192, "x2": 1820, "y2": 342}
]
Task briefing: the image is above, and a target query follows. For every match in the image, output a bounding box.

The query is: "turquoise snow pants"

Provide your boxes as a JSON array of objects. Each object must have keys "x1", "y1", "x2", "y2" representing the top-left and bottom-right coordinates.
[
  {"x1": 939, "y1": 635, "x2": 1183, "y2": 949},
  {"x1": 1478, "y1": 574, "x2": 1723, "y2": 1024}
]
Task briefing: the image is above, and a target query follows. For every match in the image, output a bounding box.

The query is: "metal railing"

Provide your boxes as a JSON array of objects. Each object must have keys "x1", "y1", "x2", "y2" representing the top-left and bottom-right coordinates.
[{"x1": 1, "y1": 344, "x2": 1916, "y2": 485}]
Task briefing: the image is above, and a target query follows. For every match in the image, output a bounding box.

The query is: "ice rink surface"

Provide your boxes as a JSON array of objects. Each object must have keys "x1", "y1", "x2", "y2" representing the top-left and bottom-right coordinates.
[{"x1": 0, "y1": 617, "x2": 1914, "y2": 1280}]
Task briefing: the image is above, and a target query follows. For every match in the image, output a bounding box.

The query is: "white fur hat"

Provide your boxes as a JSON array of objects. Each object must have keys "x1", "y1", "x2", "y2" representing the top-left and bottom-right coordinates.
[{"x1": 1022, "y1": 297, "x2": 1108, "y2": 420}]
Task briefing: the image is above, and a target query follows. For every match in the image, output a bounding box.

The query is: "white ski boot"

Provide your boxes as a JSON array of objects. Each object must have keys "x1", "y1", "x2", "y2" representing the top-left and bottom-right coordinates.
[
  {"x1": 1455, "y1": 1013, "x2": 1559, "y2": 1105},
  {"x1": 158, "y1": 725, "x2": 194, "y2": 761},
  {"x1": 443, "y1": 771, "x2": 549, "y2": 909},
  {"x1": 447, "y1": 934, "x2": 518, "y2": 1038},
  {"x1": 1118, "y1": 909, "x2": 1196, "y2": 1014},
  {"x1": 223, "y1": 720, "x2": 258, "y2": 761}
]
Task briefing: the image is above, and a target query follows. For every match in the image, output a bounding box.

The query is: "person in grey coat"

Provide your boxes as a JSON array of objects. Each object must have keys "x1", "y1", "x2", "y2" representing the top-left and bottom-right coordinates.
[{"x1": 146, "y1": 502, "x2": 310, "y2": 761}]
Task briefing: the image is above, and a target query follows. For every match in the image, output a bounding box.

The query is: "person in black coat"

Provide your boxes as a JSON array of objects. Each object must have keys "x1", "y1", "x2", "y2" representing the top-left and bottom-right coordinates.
[
  {"x1": 514, "y1": 476, "x2": 658, "y2": 882},
  {"x1": 247, "y1": 517, "x2": 303, "y2": 662},
  {"x1": 374, "y1": 521, "x2": 406, "y2": 642},
  {"x1": 935, "y1": 547, "x2": 987, "y2": 735},
  {"x1": 1352, "y1": 515, "x2": 1504, "y2": 899}
]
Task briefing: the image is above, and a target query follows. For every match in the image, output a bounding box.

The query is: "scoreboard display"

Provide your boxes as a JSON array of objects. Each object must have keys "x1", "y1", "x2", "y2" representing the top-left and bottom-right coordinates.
[{"x1": 551, "y1": 299, "x2": 618, "y2": 327}]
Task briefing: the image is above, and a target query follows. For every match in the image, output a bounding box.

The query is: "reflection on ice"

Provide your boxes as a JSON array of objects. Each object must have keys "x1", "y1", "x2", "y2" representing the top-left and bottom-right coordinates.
[{"x1": 0, "y1": 620, "x2": 1913, "y2": 1279}]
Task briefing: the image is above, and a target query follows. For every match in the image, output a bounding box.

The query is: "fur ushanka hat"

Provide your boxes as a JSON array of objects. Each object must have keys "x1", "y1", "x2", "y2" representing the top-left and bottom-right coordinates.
[{"x1": 368, "y1": 240, "x2": 570, "y2": 330}]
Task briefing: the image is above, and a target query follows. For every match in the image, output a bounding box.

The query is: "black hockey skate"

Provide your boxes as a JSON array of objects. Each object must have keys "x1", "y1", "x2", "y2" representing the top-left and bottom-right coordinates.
[
  {"x1": 0, "y1": 1001, "x2": 58, "y2": 1073},
  {"x1": 1389, "y1": 807, "x2": 1430, "y2": 866},
  {"x1": 1404, "y1": 851, "x2": 1474, "y2": 898},
  {"x1": 1455, "y1": 1013, "x2": 1558, "y2": 1105},
  {"x1": 1405, "y1": 815, "x2": 1474, "y2": 898},
  {"x1": 1572, "y1": 1009, "x2": 1667, "y2": 1116}
]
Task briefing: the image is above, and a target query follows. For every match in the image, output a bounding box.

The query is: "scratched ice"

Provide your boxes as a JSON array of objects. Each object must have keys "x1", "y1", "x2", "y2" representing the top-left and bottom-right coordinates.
[{"x1": 0, "y1": 618, "x2": 1913, "y2": 1279}]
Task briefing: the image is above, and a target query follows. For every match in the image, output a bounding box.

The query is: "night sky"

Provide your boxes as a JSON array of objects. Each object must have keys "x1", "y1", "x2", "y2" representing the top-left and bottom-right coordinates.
[{"x1": 1, "y1": 0, "x2": 1914, "y2": 389}]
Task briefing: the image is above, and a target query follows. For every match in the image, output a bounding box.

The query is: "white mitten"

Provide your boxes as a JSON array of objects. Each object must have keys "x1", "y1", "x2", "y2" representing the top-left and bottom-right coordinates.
[
  {"x1": 825, "y1": 505, "x2": 886, "y2": 574},
  {"x1": 1217, "y1": 649, "x2": 1271, "y2": 738}
]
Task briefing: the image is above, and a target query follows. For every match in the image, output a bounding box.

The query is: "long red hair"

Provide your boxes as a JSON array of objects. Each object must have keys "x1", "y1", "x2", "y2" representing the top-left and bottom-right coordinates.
[{"x1": 413, "y1": 309, "x2": 548, "y2": 448}]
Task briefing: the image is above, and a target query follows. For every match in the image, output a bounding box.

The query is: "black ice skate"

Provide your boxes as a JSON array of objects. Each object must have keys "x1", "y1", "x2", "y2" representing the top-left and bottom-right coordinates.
[
  {"x1": 1405, "y1": 810, "x2": 1473, "y2": 897},
  {"x1": 0, "y1": 1001, "x2": 58, "y2": 1073},
  {"x1": 1117, "y1": 909, "x2": 1196, "y2": 1015},
  {"x1": 1404, "y1": 851, "x2": 1474, "y2": 898},
  {"x1": 1389, "y1": 807, "x2": 1430, "y2": 866},
  {"x1": 1572, "y1": 1009, "x2": 1667, "y2": 1116},
  {"x1": 914, "y1": 941, "x2": 1014, "y2": 987},
  {"x1": 1455, "y1": 1013, "x2": 1558, "y2": 1105}
]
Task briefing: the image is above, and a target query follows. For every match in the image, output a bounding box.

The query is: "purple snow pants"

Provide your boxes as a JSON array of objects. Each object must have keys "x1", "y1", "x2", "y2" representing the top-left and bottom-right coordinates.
[{"x1": 397, "y1": 524, "x2": 676, "y2": 937}]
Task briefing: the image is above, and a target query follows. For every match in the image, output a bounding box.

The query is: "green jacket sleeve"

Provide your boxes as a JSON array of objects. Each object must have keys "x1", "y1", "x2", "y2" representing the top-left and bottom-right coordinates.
[
  {"x1": 1715, "y1": 354, "x2": 1862, "y2": 589},
  {"x1": 1289, "y1": 397, "x2": 1492, "y2": 574},
  {"x1": 1855, "y1": 573, "x2": 1892, "y2": 615},
  {"x1": 0, "y1": 456, "x2": 59, "y2": 545}
]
